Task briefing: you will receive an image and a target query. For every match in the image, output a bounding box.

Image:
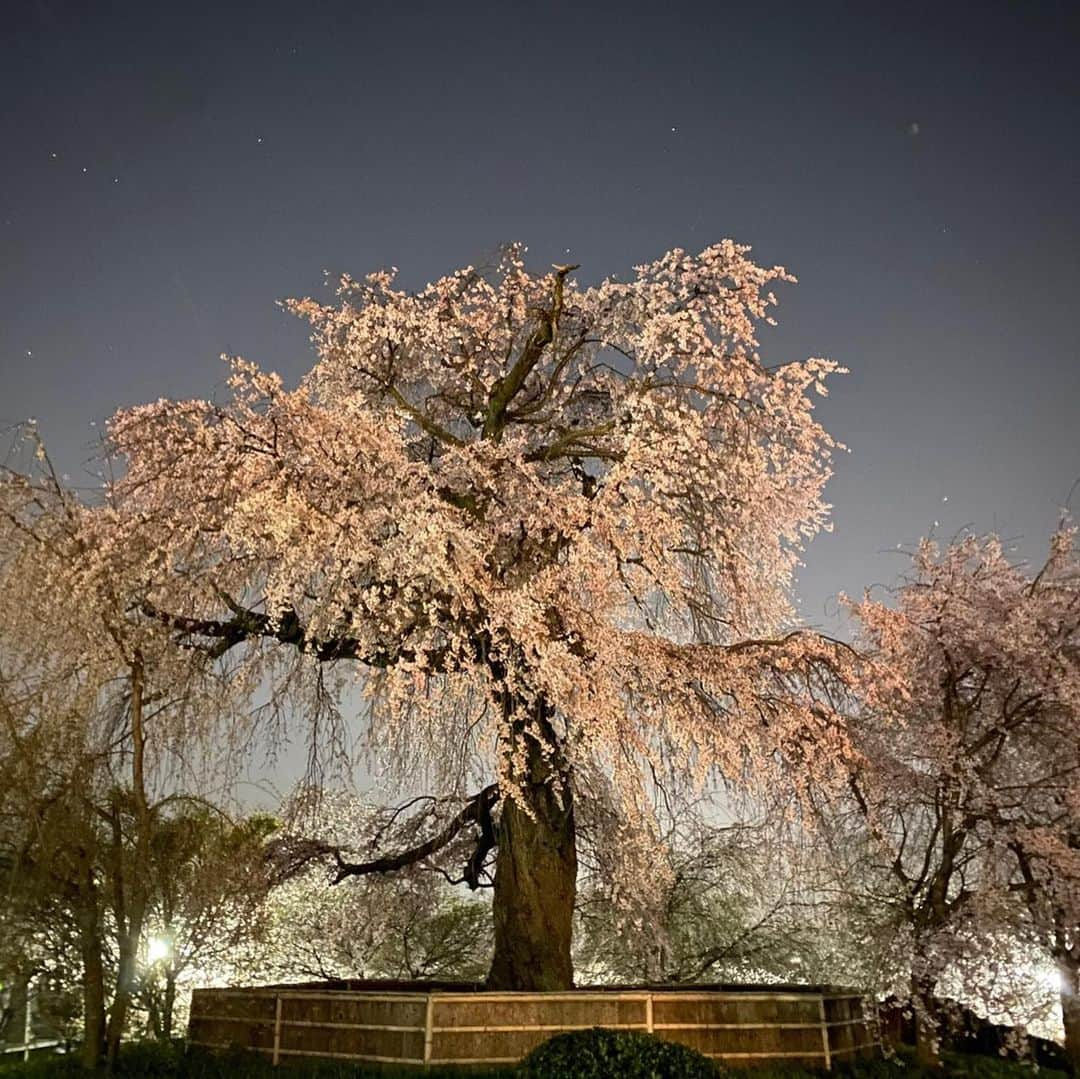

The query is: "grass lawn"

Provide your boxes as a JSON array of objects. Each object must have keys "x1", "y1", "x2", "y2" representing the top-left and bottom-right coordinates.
[{"x1": 0, "y1": 1041, "x2": 1068, "y2": 1078}]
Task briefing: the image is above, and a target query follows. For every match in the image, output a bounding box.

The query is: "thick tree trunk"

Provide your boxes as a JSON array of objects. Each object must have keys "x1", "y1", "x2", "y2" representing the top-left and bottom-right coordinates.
[
  {"x1": 911, "y1": 974, "x2": 941, "y2": 1069},
  {"x1": 1057, "y1": 953, "x2": 1080, "y2": 1073},
  {"x1": 486, "y1": 709, "x2": 577, "y2": 990}
]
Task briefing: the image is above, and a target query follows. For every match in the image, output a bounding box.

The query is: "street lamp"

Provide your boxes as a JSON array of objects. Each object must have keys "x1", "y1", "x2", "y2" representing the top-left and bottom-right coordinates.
[{"x1": 146, "y1": 936, "x2": 173, "y2": 965}]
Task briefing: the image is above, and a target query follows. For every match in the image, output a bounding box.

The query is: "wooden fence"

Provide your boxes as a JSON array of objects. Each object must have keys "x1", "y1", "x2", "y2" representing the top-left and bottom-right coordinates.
[{"x1": 188, "y1": 984, "x2": 881, "y2": 1069}]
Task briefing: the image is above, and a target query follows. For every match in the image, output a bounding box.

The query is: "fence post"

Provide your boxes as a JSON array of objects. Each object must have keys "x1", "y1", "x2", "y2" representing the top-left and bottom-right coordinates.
[
  {"x1": 272, "y1": 994, "x2": 282, "y2": 1066},
  {"x1": 22, "y1": 976, "x2": 33, "y2": 1062},
  {"x1": 645, "y1": 994, "x2": 654, "y2": 1035},
  {"x1": 423, "y1": 993, "x2": 435, "y2": 1067},
  {"x1": 870, "y1": 997, "x2": 885, "y2": 1055},
  {"x1": 818, "y1": 995, "x2": 832, "y2": 1071}
]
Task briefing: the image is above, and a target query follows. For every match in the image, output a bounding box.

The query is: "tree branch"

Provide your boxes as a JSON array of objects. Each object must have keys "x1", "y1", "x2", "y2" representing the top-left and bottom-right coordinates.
[
  {"x1": 483, "y1": 264, "x2": 578, "y2": 441},
  {"x1": 268, "y1": 785, "x2": 501, "y2": 888},
  {"x1": 140, "y1": 600, "x2": 446, "y2": 670}
]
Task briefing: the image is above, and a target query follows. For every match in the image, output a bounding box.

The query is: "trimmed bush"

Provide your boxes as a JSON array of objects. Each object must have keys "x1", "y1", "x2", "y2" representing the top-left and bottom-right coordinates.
[{"x1": 517, "y1": 1026, "x2": 722, "y2": 1079}]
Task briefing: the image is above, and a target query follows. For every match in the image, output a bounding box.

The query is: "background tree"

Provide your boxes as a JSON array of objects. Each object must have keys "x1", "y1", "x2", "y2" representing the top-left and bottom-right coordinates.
[
  {"x1": 0, "y1": 703, "x2": 92, "y2": 1058},
  {"x1": 253, "y1": 789, "x2": 493, "y2": 985},
  {"x1": 0, "y1": 438, "x2": 247, "y2": 1068},
  {"x1": 134, "y1": 806, "x2": 278, "y2": 1040},
  {"x1": 100, "y1": 241, "x2": 857, "y2": 989},
  {"x1": 260, "y1": 868, "x2": 492, "y2": 985},
  {"x1": 834, "y1": 527, "x2": 1080, "y2": 1066},
  {"x1": 574, "y1": 790, "x2": 831, "y2": 986},
  {"x1": 1009, "y1": 836, "x2": 1080, "y2": 1068}
]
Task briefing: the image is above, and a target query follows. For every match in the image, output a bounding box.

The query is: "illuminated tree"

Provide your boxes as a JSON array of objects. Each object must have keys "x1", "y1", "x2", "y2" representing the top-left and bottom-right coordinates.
[
  {"x1": 257, "y1": 791, "x2": 492, "y2": 985},
  {"x1": 574, "y1": 791, "x2": 833, "y2": 986},
  {"x1": 840, "y1": 528, "x2": 1080, "y2": 1065},
  {"x1": 135, "y1": 808, "x2": 277, "y2": 1040},
  {"x1": 0, "y1": 445, "x2": 242, "y2": 1068},
  {"x1": 66, "y1": 241, "x2": 852, "y2": 990}
]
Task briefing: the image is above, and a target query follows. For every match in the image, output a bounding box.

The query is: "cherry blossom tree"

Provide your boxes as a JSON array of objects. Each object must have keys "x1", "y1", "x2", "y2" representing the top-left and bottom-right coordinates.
[
  {"x1": 980, "y1": 530, "x2": 1080, "y2": 1067},
  {"x1": 840, "y1": 528, "x2": 1080, "y2": 1065},
  {"x1": 81, "y1": 242, "x2": 854, "y2": 990}
]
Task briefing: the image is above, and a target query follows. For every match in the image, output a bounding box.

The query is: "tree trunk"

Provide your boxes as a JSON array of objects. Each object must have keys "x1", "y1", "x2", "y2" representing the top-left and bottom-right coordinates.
[
  {"x1": 106, "y1": 930, "x2": 138, "y2": 1070},
  {"x1": 163, "y1": 972, "x2": 177, "y2": 1041},
  {"x1": 486, "y1": 709, "x2": 577, "y2": 990},
  {"x1": 1057, "y1": 952, "x2": 1080, "y2": 1073},
  {"x1": 145, "y1": 990, "x2": 163, "y2": 1042},
  {"x1": 78, "y1": 908, "x2": 107, "y2": 1071},
  {"x1": 106, "y1": 659, "x2": 151, "y2": 1069},
  {"x1": 911, "y1": 974, "x2": 941, "y2": 1069},
  {"x1": 104, "y1": 810, "x2": 148, "y2": 1070}
]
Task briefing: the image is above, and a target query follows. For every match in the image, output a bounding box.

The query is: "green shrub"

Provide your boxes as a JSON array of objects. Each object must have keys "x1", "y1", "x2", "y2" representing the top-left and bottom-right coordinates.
[
  {"x1": 518, "y1": 1026, "x2": 722, "y2": 1079},
  {"x1": 936, "y1": 1049, "x2": 1067, "y2": 1079}
]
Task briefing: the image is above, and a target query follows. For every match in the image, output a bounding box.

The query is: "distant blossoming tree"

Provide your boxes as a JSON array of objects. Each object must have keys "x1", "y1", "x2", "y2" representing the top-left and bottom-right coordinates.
[
  {"x1": 840, "y1": 528, "x2": 1080, "y2": 1065},
  {"x1": 574, "y1": 790, "x2": 837, "y2": 986},
  {"x1": 255, "y1": 790, "x2": 493, "y2": 985},
  {"x1": 134, "y1": 807, "x2": 279, "y2": 1041},
  {"x1": 93, "y1": 241, "x2": 856, "y2": 989}
]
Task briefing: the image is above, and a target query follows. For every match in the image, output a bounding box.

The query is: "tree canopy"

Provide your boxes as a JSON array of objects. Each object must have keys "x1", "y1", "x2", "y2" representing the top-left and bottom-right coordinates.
[{"x1": 85, "y1": 242, "x2": 858, "y2": 988}]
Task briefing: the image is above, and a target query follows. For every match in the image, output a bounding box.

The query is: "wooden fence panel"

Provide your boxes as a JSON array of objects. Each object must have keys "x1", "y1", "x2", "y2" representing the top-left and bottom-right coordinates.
[
  {"x1": 431, "y1": 993, "x2": 647, "y2": 1031},
  {"x1": 652, "y1": 993, "x2": 823, "y2": 1028},
  {"x1": 278, "y1": 1023, "x2": 425, "y2": 1065},
  {"x1": 825, "y1": 994, "x2": 879, "y2": 1059},
  {"x1": 431, "y1": 1027, "x2": 565, "y2": 1065},
  {"x1": 659, "y1": 1022, "x2": 827, "y2": 1061},
  {"x1": 189, "y1": 988, "x2": 277, "y2": 1055},
  {"x1": 188, "y1": 985, "x2": 880, "y2": 1069},
  {"x1": 279, "y1": 994, "x2": 427, "y2": 1030}
]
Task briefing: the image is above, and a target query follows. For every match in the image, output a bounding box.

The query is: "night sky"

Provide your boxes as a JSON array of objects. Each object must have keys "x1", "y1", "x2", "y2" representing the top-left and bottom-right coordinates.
[{"x1": 3, "y1": 0, "x2": 1079, "y2": 639}]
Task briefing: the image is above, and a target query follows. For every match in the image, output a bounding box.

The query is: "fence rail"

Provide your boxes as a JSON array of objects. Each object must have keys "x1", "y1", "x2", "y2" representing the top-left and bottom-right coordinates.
[
  {"x1": 0, "y1": 1039, "x2": 65, "y2": 1058},
  {"x1": 189, "y1": 985, "x2": 881, "y2": 1069}
]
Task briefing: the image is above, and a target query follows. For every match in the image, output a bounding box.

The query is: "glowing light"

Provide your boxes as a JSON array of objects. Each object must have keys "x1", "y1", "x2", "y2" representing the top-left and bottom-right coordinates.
[{"x1": 146, "y1": 936, "x2": 173, "y2": 964}]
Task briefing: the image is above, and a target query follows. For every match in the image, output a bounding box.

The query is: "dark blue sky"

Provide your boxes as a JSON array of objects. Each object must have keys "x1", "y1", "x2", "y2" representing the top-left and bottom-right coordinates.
[{"x1": 2, "y1": 0, "x2": 1078, "y2": 637}]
